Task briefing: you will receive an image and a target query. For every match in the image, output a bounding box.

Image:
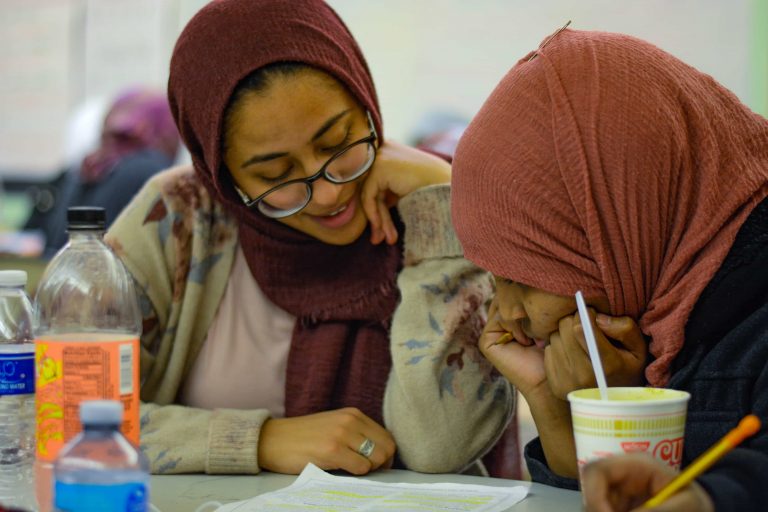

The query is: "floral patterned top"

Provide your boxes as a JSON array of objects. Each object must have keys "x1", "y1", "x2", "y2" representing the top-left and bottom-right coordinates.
[{"x1": 106, "y1": 165, "x2": 513, "y2": 474}]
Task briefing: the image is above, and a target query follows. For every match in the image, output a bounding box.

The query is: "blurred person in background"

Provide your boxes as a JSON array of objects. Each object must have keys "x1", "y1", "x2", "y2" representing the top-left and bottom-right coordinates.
[
  {"x1": 409, "y1": 111, "x2": 468, "y2": 161},
  {"x1": 37, "y1": 86, "x2": 179, "y2": 257}
]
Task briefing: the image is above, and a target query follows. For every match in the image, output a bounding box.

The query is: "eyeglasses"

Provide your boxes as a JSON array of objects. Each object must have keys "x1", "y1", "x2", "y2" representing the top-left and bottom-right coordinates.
[{"x1": 234, "y1": 111, "x2": 378, "y2": 219}]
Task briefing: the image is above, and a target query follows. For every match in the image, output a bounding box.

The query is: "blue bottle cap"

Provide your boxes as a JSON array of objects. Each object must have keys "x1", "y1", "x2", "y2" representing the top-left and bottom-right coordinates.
[{"x1": 80, "y1": 400, "x2": 123, "y2": 426}]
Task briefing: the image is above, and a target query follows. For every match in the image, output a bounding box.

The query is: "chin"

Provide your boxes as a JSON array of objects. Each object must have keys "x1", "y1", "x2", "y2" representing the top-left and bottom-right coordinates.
[{"x1": 319, "y1": 214, "x2": 369, "y2": 245}]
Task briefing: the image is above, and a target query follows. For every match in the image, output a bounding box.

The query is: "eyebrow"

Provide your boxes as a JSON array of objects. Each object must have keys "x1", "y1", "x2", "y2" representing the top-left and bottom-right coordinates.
[{"x1": 240, "y1": 109, "x2": 353, "y2": 169}]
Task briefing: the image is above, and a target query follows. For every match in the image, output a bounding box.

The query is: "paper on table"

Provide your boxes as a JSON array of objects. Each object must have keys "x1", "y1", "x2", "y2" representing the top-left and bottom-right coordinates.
[{"x1": 214, "y1": 463, "x2": 528, "y2": 511}]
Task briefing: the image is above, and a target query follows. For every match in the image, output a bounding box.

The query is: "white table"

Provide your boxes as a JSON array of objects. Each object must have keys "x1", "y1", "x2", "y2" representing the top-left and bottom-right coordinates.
[{"x1": 150, "y1": 470, "x2": 582, "y2": 511}]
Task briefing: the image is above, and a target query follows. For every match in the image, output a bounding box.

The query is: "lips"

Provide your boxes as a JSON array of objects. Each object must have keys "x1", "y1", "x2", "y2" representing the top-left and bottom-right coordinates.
[
  {"x1": 309, "y1": 196, "x2": 357, "y2": 229},
  {"x1": 510, "y1": 322, "x2": 534, "y2": 347},
  {"x1": 505, "y1": 322, "x2": 549, "y2": 349}
]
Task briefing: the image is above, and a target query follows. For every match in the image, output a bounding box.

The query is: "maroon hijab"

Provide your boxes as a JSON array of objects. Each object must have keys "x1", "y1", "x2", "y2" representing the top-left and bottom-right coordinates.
[
  {"x1": 168, "y1": 0, "x2": 401, "y2": 422},
  {"x1": 452, "y1": 29, "x2": 768, "y2": 386}
]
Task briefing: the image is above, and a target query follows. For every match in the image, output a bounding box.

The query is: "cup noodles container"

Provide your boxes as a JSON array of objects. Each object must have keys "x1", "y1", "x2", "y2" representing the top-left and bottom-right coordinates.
[{"x1": 567, "y1": 387, "x2": 690, "y2": 474}]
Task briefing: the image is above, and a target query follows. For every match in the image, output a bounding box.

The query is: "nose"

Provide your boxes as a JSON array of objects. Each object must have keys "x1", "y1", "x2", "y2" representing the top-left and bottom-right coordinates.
[
  {"x1": 309, "y1": 176, "x2": 344, "y2": 207},
  {"x1": 495, "y1": 279, "x2": 527, "y2": 326},
  {"x1": 509, "y1": 302, "x2": 526, "y2": 321}
]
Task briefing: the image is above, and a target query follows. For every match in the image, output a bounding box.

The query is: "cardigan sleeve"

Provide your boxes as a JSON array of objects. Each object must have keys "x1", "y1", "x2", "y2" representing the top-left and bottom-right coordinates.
[
  {"x1": 107, "y1": 166, "x2": 270, "y2": 474},
  {"x1": 383, "y1": 184, "x2": 514, "y2": 473}
]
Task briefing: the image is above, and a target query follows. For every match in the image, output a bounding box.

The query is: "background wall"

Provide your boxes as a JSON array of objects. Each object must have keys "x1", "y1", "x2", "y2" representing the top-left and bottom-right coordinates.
[{"x1": 1, "y1": 0, "x2": 767, "y2": 179}]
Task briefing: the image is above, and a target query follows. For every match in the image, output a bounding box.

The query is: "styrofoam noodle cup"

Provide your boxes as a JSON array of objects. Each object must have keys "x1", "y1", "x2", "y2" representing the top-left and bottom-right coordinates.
[{"x1": 567, "y1": 387, "x2": 690, "y2": 476}]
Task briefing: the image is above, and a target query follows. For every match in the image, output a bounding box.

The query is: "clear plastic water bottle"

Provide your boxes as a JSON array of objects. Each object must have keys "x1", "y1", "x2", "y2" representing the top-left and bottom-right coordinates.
[
  {"x1": 53, "y1": 400, "x2": 149, "y2": 512},
  {"x1": 34, "y1": 207, "x2": 141, "y2": 468},
  {"x1": 33, "y1": 206, "x2": 142, "y2": 512},
  {"x1": 0, "y1": 270, "x2": 37, "y2": 511}
]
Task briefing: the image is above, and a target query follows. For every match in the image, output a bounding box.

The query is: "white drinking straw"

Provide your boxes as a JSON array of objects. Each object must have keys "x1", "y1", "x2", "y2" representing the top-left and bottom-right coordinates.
[{"x1": 575, "y1": 291, "x2": 609, "y2": 400}]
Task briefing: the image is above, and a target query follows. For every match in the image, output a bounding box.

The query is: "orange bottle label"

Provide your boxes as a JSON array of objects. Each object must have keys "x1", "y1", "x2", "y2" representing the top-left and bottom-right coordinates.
[{"x1": 34, "y1": 335, "x2": 140, "y2": 462}]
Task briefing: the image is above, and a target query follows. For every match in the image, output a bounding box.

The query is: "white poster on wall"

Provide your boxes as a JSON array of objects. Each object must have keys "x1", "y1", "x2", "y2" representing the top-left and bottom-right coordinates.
[{"x1": 0, "y1": 0, "x2": 82, "y2": 177}]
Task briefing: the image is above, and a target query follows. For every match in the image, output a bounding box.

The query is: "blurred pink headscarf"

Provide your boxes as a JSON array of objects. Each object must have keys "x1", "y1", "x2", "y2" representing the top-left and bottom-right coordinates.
[
  {"x1": 452, "y1": 29, "x2": 768, "y2": 385},
  {"x1": 81, "y1": 87, "x2": 179, "y2": 183}
]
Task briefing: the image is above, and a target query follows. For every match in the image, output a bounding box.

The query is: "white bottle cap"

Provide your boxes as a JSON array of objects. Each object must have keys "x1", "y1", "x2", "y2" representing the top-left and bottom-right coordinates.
[
  {"x1": 80, "y1": 400, "x2": 124, "y2": 426},
  {"x1": 0, "y1": 270, "x2": 28, "y2": 287}
]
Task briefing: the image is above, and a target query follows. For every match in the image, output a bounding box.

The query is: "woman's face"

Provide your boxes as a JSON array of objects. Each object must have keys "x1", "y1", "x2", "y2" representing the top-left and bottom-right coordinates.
[
  {"x1": 223, "y1": 68, "x2": 371, "y2": 245},
  {"x1": 493, "y1": 277, "x2": 610, "y2": 348}
]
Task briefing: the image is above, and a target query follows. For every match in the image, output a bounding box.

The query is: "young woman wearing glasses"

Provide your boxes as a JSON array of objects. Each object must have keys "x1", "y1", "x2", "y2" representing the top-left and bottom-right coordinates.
[{"x1": 104, "y1": 0, "x2": 514, "y2": 477}]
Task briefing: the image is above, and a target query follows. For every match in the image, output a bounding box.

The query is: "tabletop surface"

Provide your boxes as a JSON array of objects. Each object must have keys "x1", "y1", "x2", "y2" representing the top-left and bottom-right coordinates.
[{"x1": 150, "y1": 469, "x2": 582, "y2": 512}]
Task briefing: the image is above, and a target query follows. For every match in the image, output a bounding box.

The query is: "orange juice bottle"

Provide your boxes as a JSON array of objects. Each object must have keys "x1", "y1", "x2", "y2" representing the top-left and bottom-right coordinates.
[{"x1": 33, "y1": 207, "x2": 141, "y2": 474}]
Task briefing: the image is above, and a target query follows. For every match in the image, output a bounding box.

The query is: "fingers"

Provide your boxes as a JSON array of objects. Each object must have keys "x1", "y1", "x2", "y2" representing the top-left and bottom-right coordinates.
[
  {"x1": 258, "y1": 408, "x2": 397, "y2": 475},
  {"x1": 582, "y1": 458, "x2": 630, "y2": 512},
  {"x1": 361, "y1": 179, "x2": 397, "y2": 245},
  {"x1": 479, "y1": 299, "x2": 509, "y2": 351},
  {"x1": 596, "y1": 314, "x2": 648, "y2": 357},
  {"x1": 582, "y1": 455, "x2": 648, "y2": 512},
  {"x1": 571, "y1": 308, "x2": 614, "y2": 359},
  {"x1": 635, "y1": 482, "x2": 714, "y2": 512},
  {"x1": 360, "y1": 182, "x2": 383, "y2": 244},
  {"x1": 351, "y1": 434, "x2": 387, "y2": 472},
  {"x1": 569, "y1": 308, "x2": 646, "y2": 388},
  {"x1": 546, "y1": 315, "x2": 596, "y2": 398},
  {"x1": 339, "y1": 408, "x2": 396, "y2": 474},
  {"x1": 582, "y1": 454, "x2": 682, "y2": 512},
  {"x1": 376, "y1": 196, "x2": 398, "y2": 245}
]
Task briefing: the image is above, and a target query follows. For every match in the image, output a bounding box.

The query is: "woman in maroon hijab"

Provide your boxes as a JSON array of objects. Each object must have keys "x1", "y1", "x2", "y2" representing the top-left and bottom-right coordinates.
[
  {"x1": 451, "y1": 28, "x2": 768, "y2": 510},
  {"x1": 105, "y1": 0, "x2": 513, "y2": 477}
]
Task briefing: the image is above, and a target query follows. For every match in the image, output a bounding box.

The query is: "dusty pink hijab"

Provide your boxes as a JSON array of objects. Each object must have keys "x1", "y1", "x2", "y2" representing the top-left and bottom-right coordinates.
[
  {"x1": 452, "y1": 29, "x2": 768, "y2": 386},
  {"x1": 81, "y1": 87, "x2": 179, "y2": 183}
]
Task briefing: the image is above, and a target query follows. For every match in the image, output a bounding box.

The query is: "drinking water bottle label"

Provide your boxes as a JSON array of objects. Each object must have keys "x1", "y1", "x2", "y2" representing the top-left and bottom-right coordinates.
[
  {"x1": 0, "y1": 350, "x2": 34, "y2": 395},
  {"x1": 34, "y1": 336, "x2": 140, "y2": 462},
  {"x1": 54, "y1": 480, "x2": 148, "y2": 511}
]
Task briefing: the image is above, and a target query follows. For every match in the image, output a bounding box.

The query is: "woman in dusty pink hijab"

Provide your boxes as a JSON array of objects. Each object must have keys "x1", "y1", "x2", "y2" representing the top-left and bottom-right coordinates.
[{"x1": 452, "y1": 28, "x2": 768, "y2": 511}]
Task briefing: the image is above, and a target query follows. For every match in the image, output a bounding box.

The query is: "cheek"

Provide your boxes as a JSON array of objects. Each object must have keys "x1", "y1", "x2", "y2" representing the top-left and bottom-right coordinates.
[
  {"x1": 493, "y1": 286, "x2": 517, "y2": 315},
  {"x1": 526, "y1": 299, "x2": 573, "y2": 331},
  {"x1": 526, "y1": 303, "x2": 559, "y2": 328}
]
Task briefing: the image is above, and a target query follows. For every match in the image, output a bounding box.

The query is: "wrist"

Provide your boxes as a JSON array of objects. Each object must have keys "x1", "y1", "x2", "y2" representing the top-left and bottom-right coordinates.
[
  {"x1": 524, "y1": 387, "x2": 579, "y2": 479},
  {"x1": 257, "y1": 417, "x2": 282, "y2": 472}
]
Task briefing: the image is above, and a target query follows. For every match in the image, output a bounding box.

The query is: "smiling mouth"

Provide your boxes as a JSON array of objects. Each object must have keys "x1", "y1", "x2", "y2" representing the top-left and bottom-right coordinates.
[
  {"x1": 324, "y1": 204, "x2": 348, "y2": 217},
  {"x1": 307, "y1": 196, "x2": 358, "y2": 230}
]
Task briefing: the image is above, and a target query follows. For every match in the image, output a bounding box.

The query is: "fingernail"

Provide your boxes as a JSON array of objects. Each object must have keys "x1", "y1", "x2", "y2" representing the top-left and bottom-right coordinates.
[{"x1": 596, "y1": 314, "x2": 610, "y2": 327}]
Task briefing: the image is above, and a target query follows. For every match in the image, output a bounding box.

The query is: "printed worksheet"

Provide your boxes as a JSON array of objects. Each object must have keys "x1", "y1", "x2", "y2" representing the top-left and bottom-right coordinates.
[{"x1": 215, "y1": 464, "x2": 528, "y2": 511}]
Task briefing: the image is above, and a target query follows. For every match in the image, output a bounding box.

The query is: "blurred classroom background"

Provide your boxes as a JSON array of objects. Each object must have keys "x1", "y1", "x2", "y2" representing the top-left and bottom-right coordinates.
[
  {"x1": 1, "y1": 0, "x2": 766, "y2": 480},
  {"x1": 2, "y1": 0, "x2": 767, "y2": 279}
]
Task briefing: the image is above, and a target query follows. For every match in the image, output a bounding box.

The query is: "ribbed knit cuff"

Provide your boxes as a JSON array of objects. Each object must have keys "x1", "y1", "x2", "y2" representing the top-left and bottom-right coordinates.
[
  {"x1": 207, "y1": 408, "x2": 271, "y2": 474},
  {"x1": 524, "y1": 437, "x2": 580, "y2": 491},
  {"x1": 398, "y1": 184, "x2": 463, "y2": 266}
]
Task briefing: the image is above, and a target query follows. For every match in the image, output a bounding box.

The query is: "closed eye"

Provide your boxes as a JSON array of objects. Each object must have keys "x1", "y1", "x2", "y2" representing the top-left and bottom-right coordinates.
[
  {"x1": 259, "y1": 165, "x2": 295, "y2": 184},
  {"x1": 321, "y1": 131, "x2": 352, "y2": 153}
]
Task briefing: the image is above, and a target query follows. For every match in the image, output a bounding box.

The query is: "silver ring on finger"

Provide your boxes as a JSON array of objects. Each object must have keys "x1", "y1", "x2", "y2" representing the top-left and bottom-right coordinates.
[{"x1": 357, "y1": 437, "x2": 375, "y2": 459}]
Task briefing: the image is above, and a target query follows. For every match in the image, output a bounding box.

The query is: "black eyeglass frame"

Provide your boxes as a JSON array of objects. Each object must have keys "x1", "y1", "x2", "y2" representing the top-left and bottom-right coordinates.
[{"x1": 234, "y1": 111, "x2": 378, "y2": 219}]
